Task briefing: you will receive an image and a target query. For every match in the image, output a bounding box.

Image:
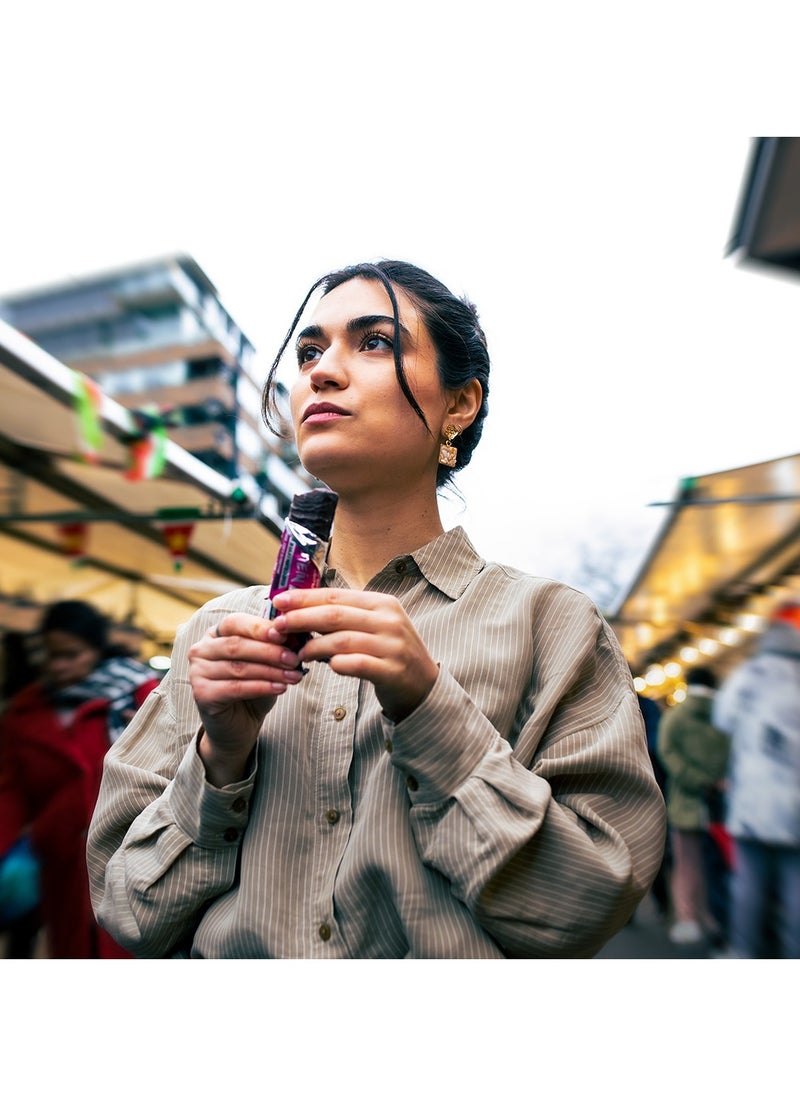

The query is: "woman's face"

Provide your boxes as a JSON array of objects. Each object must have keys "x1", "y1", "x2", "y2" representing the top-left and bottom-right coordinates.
[
  {"x1": 43, "y1": 630, "x2": 100, "y2": 689},
  {"x1": 289, "y1": 277, "x2": 449, "y2": 494}
]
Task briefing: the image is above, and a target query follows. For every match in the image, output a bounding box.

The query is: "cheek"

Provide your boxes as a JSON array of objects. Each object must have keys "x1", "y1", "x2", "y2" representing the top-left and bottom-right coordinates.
[{"x1": 288, "y1": 380, "x2": 305, "y2": 429}]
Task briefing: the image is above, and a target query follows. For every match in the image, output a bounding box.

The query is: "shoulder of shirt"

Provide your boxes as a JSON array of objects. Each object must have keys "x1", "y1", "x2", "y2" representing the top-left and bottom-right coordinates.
[
  {"x1": 482, "y1": 555, "x2": 601, "y2": 607},
  {"x1": 428, "y1": 526, "x2": 600, "y2": 613}
]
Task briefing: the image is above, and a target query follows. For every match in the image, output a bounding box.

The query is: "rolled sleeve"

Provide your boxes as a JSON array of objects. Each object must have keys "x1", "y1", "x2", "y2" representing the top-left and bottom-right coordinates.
[
  {"x1": 168, "y1": 733, "x2": 255, "y2": 849},
  {"x1": 384, "y1": 669, "x2": 498, "y2": 803}
]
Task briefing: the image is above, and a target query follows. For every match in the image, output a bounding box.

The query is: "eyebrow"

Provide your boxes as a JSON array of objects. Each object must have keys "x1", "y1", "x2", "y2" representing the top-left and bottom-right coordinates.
[{"x1": 296, "y1": 314, "x2": 412, "y2": 345}]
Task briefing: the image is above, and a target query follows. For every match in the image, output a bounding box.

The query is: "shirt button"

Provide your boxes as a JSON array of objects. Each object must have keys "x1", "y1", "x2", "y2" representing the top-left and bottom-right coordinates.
[
  {"x1": 384, "y1": 738, "x2": 393, "y2": 754},
  {"x1": 232, "y1": 797, "x2": 247, "y2": 813},
  {"x1": 318, "y1": 923, "x2": 332, "y2": 941},
  {"x1": 333, "y1": 706, "x2": 347, "y2": 721},
  {"x1": 325, "y1": 808, "x2": 341, "y2": 825},
  {"x1": 406, "y1": 774, "x2": 418, "y2": 792},
  {"x1": 222, "y1": 827, "x2": 239, "y2": 842},
  {"x1": 395, "y1": 560, "x2": 407, "y2": 574}
]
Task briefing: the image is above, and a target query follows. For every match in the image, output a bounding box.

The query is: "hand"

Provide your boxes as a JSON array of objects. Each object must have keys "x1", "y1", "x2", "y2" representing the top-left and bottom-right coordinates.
[
  {"x1": 188, "y1": 613, "x2": 305, "y2": 785},
  {"x1": 270, "y1": 588, "x2": 439, "y2": 722}
]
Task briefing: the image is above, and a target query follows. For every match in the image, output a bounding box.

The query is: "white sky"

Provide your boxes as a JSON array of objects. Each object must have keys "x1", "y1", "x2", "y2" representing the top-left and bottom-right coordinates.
[{"x1": 2, "y1": 2, "x2": 798, "y2": 594}]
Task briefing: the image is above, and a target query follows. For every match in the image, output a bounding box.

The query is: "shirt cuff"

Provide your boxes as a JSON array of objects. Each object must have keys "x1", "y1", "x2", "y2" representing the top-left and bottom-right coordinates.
[
  {"x1": 167, "y1": 731, "x2": 257, "y2": 849},
  {"x1": 384, "y1": 668, "x2": 498, "y2": 803}
]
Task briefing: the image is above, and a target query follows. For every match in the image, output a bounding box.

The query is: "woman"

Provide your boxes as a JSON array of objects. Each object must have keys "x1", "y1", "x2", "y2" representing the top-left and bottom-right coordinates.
[
  {"x1": 87, "y1": 260, "x2": 665, "y2": 958},
  {"x1": 0, "y1": 600, "x2": 159, "y2": 958}
]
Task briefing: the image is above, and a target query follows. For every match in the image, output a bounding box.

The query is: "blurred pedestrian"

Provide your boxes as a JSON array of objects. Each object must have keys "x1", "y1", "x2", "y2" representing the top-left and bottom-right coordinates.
[
  {"x1": 0, "y1": 600, "x2": 158, "y2": 958},
  {"x1": 657, "y1": 666, "x2": 730, "y2": 946},
  {"x1": 713, "y1": 601, "x2": 800, "y2": 958},
  {"x1": 0, "y1": 630, "x2": 43, "y2": 957},
  {"x1": 637, "y1": 691, "x2": 670, "y2": 918}
]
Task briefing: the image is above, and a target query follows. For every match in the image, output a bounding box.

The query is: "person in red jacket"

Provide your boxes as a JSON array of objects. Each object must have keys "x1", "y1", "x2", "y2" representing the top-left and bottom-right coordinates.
[{"x1": 0, "y1": 600, "x2": 158, "y2": 958}]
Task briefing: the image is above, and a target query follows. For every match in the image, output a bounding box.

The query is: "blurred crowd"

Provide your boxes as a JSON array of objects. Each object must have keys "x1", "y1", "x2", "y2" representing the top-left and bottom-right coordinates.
[{"x1": 641, "y1": 600, "x2": 800, "y2": 959}]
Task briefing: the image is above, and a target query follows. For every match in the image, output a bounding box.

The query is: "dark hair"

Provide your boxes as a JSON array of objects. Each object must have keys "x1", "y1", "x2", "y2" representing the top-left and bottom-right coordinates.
[
  {"x1": 686, "y1": 666, "x2": 717, "y2": 689},
  {"x1": 41, "y1": 600, "x2": 109, "y2": 653},
  {"x1": 262, "y1": 260, "x2": 491, "y2": 488}
]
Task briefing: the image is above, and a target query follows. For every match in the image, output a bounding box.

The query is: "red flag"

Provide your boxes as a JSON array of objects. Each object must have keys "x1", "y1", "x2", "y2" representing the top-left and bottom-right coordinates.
[
  {"x1": 58, "y1": 521, "x2": 88, "y2": 564},
  {"x1": 162, "y1": 522, "x2": 195, "y2": 570}
]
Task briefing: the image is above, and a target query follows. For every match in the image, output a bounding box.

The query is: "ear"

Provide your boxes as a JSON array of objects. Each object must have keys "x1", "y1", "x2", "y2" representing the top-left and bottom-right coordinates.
[{"x1": 445, "y1": 378, "x2": 483, "y2": 433}]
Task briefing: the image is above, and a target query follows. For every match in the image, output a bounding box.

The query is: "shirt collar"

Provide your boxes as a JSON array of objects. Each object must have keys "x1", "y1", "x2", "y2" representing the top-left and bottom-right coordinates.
[
  {"x1": 324, "y1": 526, "x2": 484, "y2": 601},
  {"x1": 408, "y1": 525, "x2": 485, "y2": 599}
]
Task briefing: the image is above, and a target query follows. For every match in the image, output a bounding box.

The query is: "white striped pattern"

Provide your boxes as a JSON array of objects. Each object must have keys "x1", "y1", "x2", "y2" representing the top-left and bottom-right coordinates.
[{"x1": 87, "y1": 526, "x2": 666, "y2": 958}]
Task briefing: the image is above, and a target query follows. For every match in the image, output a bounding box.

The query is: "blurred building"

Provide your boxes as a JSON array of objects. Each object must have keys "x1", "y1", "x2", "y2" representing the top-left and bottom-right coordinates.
[
  {"x1": 0, "y1": 254, "x2": 306, "y2": 517},
  {"x1": 0, "y1": 254, "x2": 317, "y2": 657}
]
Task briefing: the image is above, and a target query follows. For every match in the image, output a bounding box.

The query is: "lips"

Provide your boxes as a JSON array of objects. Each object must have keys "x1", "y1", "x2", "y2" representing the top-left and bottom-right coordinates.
[{"x1": 301, "y1": 402, "x2": 350, "y2": 424}]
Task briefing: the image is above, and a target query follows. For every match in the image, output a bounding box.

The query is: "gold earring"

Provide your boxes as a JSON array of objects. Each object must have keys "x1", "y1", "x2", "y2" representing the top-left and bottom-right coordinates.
[{"x1": 438, "y1": 424, "x2": 462, "y2": 468}]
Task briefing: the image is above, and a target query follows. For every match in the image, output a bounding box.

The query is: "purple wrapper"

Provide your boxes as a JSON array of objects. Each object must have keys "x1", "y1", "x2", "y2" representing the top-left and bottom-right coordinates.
[{"x1": 265, "y1": 489, "x2": 338, "y2": 653}]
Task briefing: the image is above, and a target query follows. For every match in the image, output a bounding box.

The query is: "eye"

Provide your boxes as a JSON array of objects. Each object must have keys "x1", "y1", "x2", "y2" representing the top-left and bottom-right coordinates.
[
  {"x1": 361, "y1": 331, "x2": 394, "y2": 353},
  {"x1": 296, "y1": 342, "x2": 322, "y2": 368}
]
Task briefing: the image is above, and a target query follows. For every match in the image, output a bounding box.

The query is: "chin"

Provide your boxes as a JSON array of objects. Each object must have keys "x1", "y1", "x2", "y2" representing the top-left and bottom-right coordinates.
[{"x1": 297, "y1": 444, "x2": 354, "y2": 484}]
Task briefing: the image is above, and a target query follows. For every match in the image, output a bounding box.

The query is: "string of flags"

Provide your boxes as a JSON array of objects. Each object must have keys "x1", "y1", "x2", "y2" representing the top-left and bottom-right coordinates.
[
  {"x1": 72, "y1": 371, "x2": 179, "y2": 481},
  {"x1": 60, "y1": 370, "x2": 246, "y2": 568},
  {"x1": 55, "y1": 510, "x2": 200, "y2": 570}
]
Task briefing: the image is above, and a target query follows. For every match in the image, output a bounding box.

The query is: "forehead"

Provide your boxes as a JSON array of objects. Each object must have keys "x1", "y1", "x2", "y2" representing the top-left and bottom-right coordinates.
[{"x1": 311, "y1": 276, "x2": 422, "y2": 329}]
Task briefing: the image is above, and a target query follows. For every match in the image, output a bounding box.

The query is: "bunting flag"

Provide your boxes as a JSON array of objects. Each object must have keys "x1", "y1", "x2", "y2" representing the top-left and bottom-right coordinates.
[
  {"x1": 162, "y1": 522, "x2": 195, "y2": 570},
  {"x1": 72, "y1": 374, "x2": 104, "y2": 463},
  {"x1": 159, "y1": 508, "x2": 199, "y2": 570},
  {"x1": 125, "y1": 408, "x2": 169, "y2": 481},
  {"x1": 58, "y1": 521, "x2": 88, "y2": 564}
]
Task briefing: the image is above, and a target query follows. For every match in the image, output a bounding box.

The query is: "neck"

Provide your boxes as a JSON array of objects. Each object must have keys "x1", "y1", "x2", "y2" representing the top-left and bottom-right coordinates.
[{"x1": 326, "y1": 486, "x2": 445, "y2": 589}]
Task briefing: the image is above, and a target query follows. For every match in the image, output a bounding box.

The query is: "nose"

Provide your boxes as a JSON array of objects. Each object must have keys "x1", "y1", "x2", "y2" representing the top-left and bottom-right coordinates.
[{"x1": 306, "y1": 343, "x2": 348, "y2": 393}]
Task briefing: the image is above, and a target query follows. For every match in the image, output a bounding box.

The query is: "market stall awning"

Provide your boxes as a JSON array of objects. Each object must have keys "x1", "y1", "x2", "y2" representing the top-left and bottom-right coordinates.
[
  {"x1": 610, "y1": 452, "x2": 800, "y2": 692},
  {"x1": 0, "y1": 318, "x2": 307, "y2": 652},
  {"x1": 727, "y1": 137, "x2": 800, "y2": 275}
]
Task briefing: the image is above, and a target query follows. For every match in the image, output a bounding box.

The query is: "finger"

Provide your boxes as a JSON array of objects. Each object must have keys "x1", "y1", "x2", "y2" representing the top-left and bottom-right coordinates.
[
  {"x1": 297, "y1": 626, "x2": 409, "y2": 673},
  {"x1": 190, "y1": 631, "x2": 302, "y2": 680},
  {"x1": 195, "y1": 640, "x2": 302, "y2": 674},
  {"x1": 197, "y1": 654, "x2": 305, "y2": 682},
  {"x1": 273, "y1": 603, "x2": 394, "y2": 640},
  {"x1": 271, "y1": 587, "x2": 387, "y2": 612},
  {"x1": 209, "y1": 613, "x2": 280, "y2": 643}
]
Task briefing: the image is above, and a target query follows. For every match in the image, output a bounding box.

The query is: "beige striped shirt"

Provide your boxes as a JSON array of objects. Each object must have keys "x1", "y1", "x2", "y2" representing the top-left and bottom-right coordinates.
[{"x1": 87, "y1": 526, "x2": 665, "y2": 958}]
